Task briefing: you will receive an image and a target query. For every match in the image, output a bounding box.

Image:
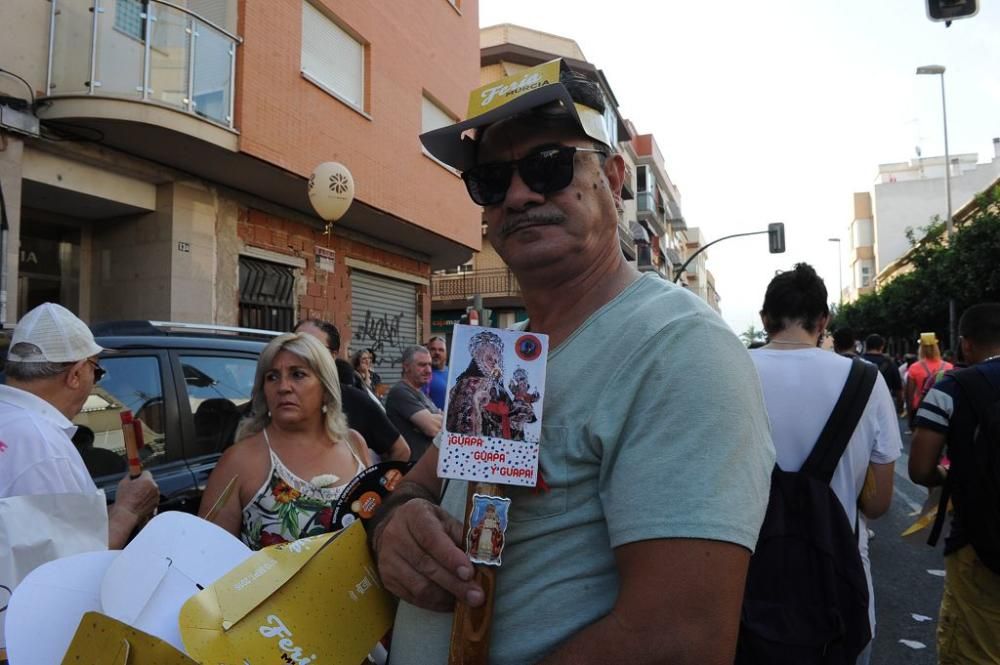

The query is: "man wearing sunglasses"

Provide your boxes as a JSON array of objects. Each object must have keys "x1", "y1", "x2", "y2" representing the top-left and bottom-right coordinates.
[
  {"x1": 0, "y1": 303, "x2": 159, "y2": 549},
  {"x1": 371, "y1": 61, "x2": 774, "y2": 665}
]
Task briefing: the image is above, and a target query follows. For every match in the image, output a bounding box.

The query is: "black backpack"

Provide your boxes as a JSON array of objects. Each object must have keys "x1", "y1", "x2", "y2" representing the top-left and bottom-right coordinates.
[
  {"x1": 736, "y1": 359, "x2": 877, "y2": 665},
  {"x1": 927, "y1": 366, "x2": 1000, "y2": 574}
]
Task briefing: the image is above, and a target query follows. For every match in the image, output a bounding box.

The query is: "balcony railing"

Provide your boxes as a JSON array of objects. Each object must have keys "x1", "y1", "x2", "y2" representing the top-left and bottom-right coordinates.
[
  {"x1": 432, "y1": 268, "x2": 521, "y2": 300},
  {"x1": 47, "y1": 0, "x2": 239, "y2": 128}
]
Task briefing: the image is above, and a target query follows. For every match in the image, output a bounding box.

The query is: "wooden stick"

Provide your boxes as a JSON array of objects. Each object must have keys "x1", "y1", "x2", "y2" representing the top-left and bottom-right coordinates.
[
  {"x1": 120, "y1": 410, "x2": 142, "y2": 479},
  {"x1": 203, "y1": 475, "x2": 240, "y2": 523},
  {"x1": 448, "y1": 481, "x2": 502, "y2": 665}
]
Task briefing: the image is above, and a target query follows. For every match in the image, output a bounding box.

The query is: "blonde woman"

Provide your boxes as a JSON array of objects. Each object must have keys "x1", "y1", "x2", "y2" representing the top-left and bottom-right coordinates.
[
  {"x1": 198, "y1": 333, "x2": 369, "y2": 549},
  {"x1": 905, "y1": 332, "x2": 953, "y2": 424}
]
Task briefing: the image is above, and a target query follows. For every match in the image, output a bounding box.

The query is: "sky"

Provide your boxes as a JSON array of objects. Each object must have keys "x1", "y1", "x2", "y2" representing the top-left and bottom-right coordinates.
[{"x1": 478, "y1": 0, "x2": 1000, "y2": 337}]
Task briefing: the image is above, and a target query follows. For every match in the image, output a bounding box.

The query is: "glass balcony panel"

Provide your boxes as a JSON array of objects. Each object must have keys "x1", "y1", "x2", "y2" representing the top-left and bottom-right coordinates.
[
  {"x1": 191, "y1": 20, "x2": 233, "y2": 124},
  {"x1": 92, "y1": 0, "x2": 145, "y2": 98},
  {"x1": 48, "y1": 0, "x2": 238, "y2": 128},
  {"x1": 49, "y1": 0, "x2": 96, "y2": 95},
  {"x1": 637, "y1": 191, "x2": 656, "y2": 214},
  {"x1": 147, "y1": 3, "x2": 191, "y2": 110}
]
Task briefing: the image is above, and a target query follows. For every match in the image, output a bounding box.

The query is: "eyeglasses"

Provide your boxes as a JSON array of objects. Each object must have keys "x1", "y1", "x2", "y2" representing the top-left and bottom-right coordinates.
[
  {"x1": 87, "y1": 359, "x2": 106, "y2": 382},
  {"x1": 462, "y1": 146, "x2": 607, "y2": 207}
]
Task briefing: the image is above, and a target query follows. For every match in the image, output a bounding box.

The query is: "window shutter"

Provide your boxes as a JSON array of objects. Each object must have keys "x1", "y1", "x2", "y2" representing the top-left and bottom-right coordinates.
[
  {"x1": 301, "y1": 1, "x2": 364, "y2": 109},
  {"x1": 421, "y1": 96, "x2": 454, "y2": 133}
]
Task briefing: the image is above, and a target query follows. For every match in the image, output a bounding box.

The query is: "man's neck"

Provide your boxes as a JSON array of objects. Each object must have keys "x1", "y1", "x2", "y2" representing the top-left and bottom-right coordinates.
[
  {"x1": 519, "y1": 256, "x2": 639, "y2": 348},
  {"x1": 6, "y1": 378, "x2": 77, "y2": 420},
  {"x1": 972, "y1": 346, "x2": 1000, "y2": 364},
  {"x1": 404, "y1": 378, "x2": 426, "y2": 392}
]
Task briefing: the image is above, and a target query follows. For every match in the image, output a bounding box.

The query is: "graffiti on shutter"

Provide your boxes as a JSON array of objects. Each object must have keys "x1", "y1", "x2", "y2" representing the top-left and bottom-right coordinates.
[{"x1": 350, "y1": 271, "x2": 418, "y2": 387}]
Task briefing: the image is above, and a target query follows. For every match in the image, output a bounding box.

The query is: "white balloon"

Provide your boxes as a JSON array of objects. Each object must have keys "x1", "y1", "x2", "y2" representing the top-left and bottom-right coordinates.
[{"x1": 308, "y1": 161, "x2": 355, "y2": 221}]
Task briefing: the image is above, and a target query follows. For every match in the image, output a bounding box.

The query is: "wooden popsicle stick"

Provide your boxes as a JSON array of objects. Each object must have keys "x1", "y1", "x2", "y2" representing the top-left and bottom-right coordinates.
[
  {"x1": 203, "y1": 474, "x2": 240, "y2": 523},
  {"x1": 448, "y1": 481, "x2": 502, "y2": 665}
]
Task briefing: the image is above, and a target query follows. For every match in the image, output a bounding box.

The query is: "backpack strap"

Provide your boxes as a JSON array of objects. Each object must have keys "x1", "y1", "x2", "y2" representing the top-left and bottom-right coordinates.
[
  {"x1": 927, "y1": 366, "x2": 998, "y2": 546},
  {"x1": 803, "y1": 358, "x2": 879, "y2": 484},
  {"x1": 950, "y1": 366, "x2": 998, "y2": 420}
]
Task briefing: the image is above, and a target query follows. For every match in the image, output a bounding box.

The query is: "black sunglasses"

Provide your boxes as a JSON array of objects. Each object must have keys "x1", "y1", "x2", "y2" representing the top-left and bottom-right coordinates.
[
  {"x1": 87, "y1": 358, "x2": 106, "y2": 382},
  {"x1": 462, "y1": 146, "x2": 607, "y2": 207}
]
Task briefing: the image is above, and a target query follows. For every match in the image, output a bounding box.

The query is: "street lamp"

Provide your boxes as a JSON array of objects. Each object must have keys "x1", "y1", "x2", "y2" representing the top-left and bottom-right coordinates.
[
  {"x1": 828, "y1": 238, "x2": 843, "y2": 306},
  {"x1": 916, "y1": 64, "x2": 957, "y2": 350}
]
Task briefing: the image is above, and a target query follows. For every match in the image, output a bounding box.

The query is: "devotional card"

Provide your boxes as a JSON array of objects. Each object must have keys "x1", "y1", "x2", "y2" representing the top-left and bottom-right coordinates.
[{"x1": 437, "y1": 324, "x2": 548, "y2": 487}]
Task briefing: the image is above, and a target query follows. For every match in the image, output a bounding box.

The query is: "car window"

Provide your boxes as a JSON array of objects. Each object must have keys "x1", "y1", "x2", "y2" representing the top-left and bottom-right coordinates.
[
  {"x1": 180, "y1": 354, "x2": 257, "y2": 456},
  {"x1": 73, "y1": 355, "x2": 168, "y2": 479}
]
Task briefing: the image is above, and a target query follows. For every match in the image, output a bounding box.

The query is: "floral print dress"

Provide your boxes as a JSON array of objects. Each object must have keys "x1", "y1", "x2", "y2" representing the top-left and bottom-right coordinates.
[{"x1": 240, "y1": 432, "x2": 365, "y2": 550}]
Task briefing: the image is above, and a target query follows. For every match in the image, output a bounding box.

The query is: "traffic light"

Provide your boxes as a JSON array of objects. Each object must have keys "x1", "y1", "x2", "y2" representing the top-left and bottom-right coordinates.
[
  {"x1": 926, "y1": 0, "x2": 978, "y2": 22},
  {"x1": 768, "y1": 223, "x2": 786, "y2": 254}
]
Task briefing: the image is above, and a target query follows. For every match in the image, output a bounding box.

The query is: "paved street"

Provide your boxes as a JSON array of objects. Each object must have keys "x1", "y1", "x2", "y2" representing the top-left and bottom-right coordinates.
[{"x1": 869, "y1": 417, "x2": 946, "y2": 665}]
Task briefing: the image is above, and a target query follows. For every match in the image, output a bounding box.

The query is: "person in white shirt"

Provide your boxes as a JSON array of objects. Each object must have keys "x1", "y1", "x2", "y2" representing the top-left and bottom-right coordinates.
[
  {"x1": 0, "y1": 303, "x2": 159, "y2": 549},
  {"x1": 750, "y1": 263, "x2": 902, "y2": 665}
]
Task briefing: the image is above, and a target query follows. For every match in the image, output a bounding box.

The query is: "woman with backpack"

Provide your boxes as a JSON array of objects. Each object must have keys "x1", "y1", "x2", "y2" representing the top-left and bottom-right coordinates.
[
  {"x1": 906, "y1": 332, "x2": 953, "y2": 427},
  {"x1": 742, "y1": 263, "x2": 902, "y2": 665}
]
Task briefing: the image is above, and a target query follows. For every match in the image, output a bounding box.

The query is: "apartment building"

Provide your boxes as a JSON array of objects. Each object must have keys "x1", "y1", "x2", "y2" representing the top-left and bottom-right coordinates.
[
  {"x1": 845, "y1": 192, "x2": 876, "y2": 303},
  {"x1": 682, "y1": 228, "x2": 720, "y2": 314},
  {"x1": 845, "y1": 139, "x2": 1000, "y2": 301},
  {"x1": 632, "y1": 131, "x2": 688, "y2": 282},
  {"x1": 0, "y1": 0, "x2": 479, "y2": 383}
]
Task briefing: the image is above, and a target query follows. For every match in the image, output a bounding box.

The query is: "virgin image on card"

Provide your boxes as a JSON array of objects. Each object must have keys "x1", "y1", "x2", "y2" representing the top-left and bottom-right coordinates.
[{"x1": 437, "y1": 325, "x2": 548, "y2": 487}]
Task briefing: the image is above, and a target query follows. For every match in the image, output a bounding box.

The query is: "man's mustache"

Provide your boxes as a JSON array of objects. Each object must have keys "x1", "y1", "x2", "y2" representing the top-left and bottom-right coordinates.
[{"x1": 499, "y1": 212, "x2": 566, "y2": 237}]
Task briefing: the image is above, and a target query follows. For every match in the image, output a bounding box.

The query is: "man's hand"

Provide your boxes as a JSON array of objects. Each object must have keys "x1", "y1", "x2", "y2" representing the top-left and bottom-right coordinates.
[
  {"x1": 115, "y1": 470, "x2": 159, "y2": 516},
  {"x1": 107, "y1": 471, "x2": 159, "y2": 548},
  {"x1": 373, "y1": 497, "x2": 484, "y2": 612}
]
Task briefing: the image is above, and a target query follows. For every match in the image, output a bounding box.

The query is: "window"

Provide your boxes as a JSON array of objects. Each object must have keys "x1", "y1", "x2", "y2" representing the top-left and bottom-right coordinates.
[
  {"x1": 861, "y1": 265, "x2": 871, "y2": 288},
  {"x1": 301, "y1": 1, "x2": 365, "y2": 111},
  {"x1": 602, "y1": 105, "x2": 619, "y2": 146},
  {"x1": 422, "y1": 95, "x2": 454, "y2": 134},
  {"x1": 73, "y1": 356, "x2": 167, "y2": 480},
  {"x1": 239, "y1": 256, "x2": 296, "y2": 332},
  {"x1": 422, "y1": 95, "x2": 460, "y2": 172},
  {"x1": 114, "y1": 0, "x2": 146, "y2": 40},
  {"x1": 181, "y1": 355, "x2": 257, "y2": 456},
  {"x1": 636, "y1": 165, "x2": 649, "y2": 192}
]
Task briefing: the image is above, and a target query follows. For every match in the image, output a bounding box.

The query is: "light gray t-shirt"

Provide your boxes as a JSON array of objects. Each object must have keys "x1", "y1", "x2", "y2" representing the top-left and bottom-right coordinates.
[{"x1": 390, "y1": 274, "x2": 775, "y2": 665}]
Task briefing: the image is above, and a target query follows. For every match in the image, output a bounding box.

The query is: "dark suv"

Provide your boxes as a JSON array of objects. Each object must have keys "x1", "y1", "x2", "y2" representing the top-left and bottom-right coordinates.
[{"x1": 1, "y1": 321, "x2": 271, "y2": 513}]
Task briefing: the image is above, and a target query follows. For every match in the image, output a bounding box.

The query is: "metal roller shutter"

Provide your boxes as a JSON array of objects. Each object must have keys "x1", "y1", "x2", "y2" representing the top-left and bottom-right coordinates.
[{"x1": 350, "y1": 271, "x2": 418, "y2": 388}]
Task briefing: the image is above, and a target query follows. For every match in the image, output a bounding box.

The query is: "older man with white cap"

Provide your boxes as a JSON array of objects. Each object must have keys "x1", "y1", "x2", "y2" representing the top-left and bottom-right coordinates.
[{"x1": 0, "y1": 303, "x2": 159, "y2": 548}]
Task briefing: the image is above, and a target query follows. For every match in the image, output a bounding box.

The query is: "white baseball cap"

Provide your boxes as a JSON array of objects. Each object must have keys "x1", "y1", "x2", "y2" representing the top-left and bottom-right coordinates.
[{"x1": 8, "y1": 303, "x2": 104, "y2": 363}]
